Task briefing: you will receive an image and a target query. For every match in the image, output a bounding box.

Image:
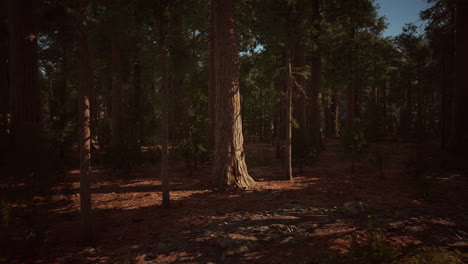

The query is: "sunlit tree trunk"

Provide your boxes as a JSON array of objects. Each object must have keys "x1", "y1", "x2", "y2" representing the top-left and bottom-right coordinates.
[
  {"x1": 211, "y1": 0, "x2": 255, "y2": 189},
  {"x1": 78, "y1": 6, "x2": 93, "y2": 242}
]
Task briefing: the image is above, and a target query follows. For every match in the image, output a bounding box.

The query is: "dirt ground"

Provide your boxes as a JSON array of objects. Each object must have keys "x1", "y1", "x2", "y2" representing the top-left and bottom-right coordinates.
[{"x1": 2, "y1": 139, "x2": 468, "y2": 263}]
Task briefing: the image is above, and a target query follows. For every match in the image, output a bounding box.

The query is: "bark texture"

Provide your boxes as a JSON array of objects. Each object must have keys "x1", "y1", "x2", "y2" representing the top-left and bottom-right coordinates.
[
  {"x1": 78, "y1": 9, "x2": 93, "y2": 242},
  {"x1": 211, "y1": 0, "x2": 255, "y2": 189},
  {"x1": 285, "y1": 53, "x2": 293, "y2": 181},
  {"x1": 7, "y1": 0, "x2": 40, "y2": 128},
  {"x1": 159, "y1": 0, "x2": 170, "y2": 207},
  {"x1": 450, "y1": 0, "x2": 468, "y2": 155},
  {"x1": 310, "y1": 0, "x2": 325, "y2": 150},
  {"x1": 111, "y1": 38, "x2": 123, "y2": 151},
  {"x1": 208, "y1": 2, "x2": 216, "y2": 152}
]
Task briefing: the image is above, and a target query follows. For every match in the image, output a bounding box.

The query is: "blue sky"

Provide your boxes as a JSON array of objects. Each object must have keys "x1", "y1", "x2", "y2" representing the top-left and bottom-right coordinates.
[{"x1": 375, "y1": 0, "x2": 429, "y2": 36}]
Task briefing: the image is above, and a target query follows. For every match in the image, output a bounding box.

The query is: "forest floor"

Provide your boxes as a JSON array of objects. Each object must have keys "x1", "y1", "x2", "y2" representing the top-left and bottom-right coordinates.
[{"x1": 2, "y1": 139, "x2": 468, "y2": 264}]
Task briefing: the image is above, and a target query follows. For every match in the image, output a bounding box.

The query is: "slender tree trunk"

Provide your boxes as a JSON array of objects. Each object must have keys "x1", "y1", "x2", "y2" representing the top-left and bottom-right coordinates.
[
  {"x1": 111, "y1": 38, "x2": 123, "y2": 151},
  {"x1": 292, "y1": 0, "x2": 306, "y2": 168},
  {"x1": 328, "y1": 92, "x2": 337, "y2": 137},
  {"x1": 78, "y1": 7, "x2": 92, "y2": 242},
  {"x1": 133, "y1": 55, "x2": 142, "y2": 150},
  {"x1": 0, "y1": 2, "x2": 9, "y2": 135},
  {"x1": 159, "y1": 0, "x2": 170, "y2": 207},
  {"x1": 334, "y1": 94, "x2": 340, "y2": 138},
  {"x1": 286, "y1": 52, "x2": 293, "y2": 181},
  {"x1": 208, "y1": 2, "x2": 216, "y2": 152},
  {"x1": 211, "y1": 0, "x2": 255, "y2": 189},
  {"x1": 7, "y1": 0, "x2": 40, "y2": 129},
  {"x1": 406, "y1": 81, "x2": 412, "y2": 135},
  {"x1": 310, "y1": 0, "x2": 324, "y2": 150}
]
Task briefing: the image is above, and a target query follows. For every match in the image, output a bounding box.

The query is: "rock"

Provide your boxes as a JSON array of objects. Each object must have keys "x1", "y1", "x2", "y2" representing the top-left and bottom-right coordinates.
[{"x1": 342, "y1": 201, "x2": 365, "y2": 216}]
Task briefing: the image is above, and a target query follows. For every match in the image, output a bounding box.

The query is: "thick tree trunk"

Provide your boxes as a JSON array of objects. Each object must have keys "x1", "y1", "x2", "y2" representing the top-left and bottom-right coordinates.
[
  {"x1": 159, "y1": 0, "x2": 170, "y2": 207},
  {"x1": 7, "y1": 0, "x2": 40, "y2": 129},
  {"x1": 78, "y1": 9, "x2": 93, "y2": 243},
  {"x1": 211, "y1": 0, "x2": 255, "y2": 189}
]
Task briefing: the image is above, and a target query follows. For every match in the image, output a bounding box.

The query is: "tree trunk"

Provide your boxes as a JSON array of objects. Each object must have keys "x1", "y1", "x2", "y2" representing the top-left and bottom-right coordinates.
[
  {"x1": 310, "y1": 0, "x2": 325, "y2": 150},
  {"x1": 159, "y1": 0, "x2": 170, "y2": 207},
  {"x1": 78, "y1": 7, "x2": 93, "y2": 243},
  {"x1": 0, "y1": 2, "x2": 8, "y2": 135},
  {"x1": 111, "y1": 38, "x2": 123, "y2": 151},
  {"x1": 450, "y1": 0, "x2": 468, "y2": 154},
  {"x1": 7, "y1": 0, "x2": 40, "y2": 129},
  {"x1": 286, "y1": 52, "x2": 293, "y2": 181},
  {"x1": 211, "y1": 0, "x2": 255, "y2": 189},
  {"x1": 208, "y1": 2, "x2": 216, "y2": 152},
  {"x1": 133, "y1": 55, "x2": 142, "y2": 151}
]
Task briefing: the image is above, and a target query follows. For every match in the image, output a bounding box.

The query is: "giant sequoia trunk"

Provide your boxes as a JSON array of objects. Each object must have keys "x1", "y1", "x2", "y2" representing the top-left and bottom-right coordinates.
[
  {"x1": 7, "y1": 0, "x2": 40, "y2": 129},
  {"x1": 211, "y1": 0, "x2": 255, "y2": 189},
  {"x1": 78, "y1": 9, "x2": 93, "y2": 242}
]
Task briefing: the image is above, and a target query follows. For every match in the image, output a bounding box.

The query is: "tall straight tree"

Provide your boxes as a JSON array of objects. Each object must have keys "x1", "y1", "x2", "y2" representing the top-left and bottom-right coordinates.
[
  {"x1": 211, "y1": 0, "x2": 255, "y2": 189},
  {"x1": 285, "y1": 53, "x2": 293, "y2": 181},
  {"x1": 158, "y1": 0, "x2": 170, "y2": 207},
  {"x1": 111, "y1": 36, "x2": 123, "y2": 151},
  {"x1": 285, "y1": 3, "x2": 293, "y2": 181},
  {"x1": 208, "y1": 2, "x2": 216, "y2": 152},
  {"x1": 0, "y1": 0, "x2": 8, "y2": 131},
  {"x1": 310, "y1": 0, "x2": 325, "y2": 150},
  {"x1": 7, "y1": 0, "x2": 40, "y2": 129},
  {"x1": 78, "y1": 2, "x2": 93, "y2": 242}
]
